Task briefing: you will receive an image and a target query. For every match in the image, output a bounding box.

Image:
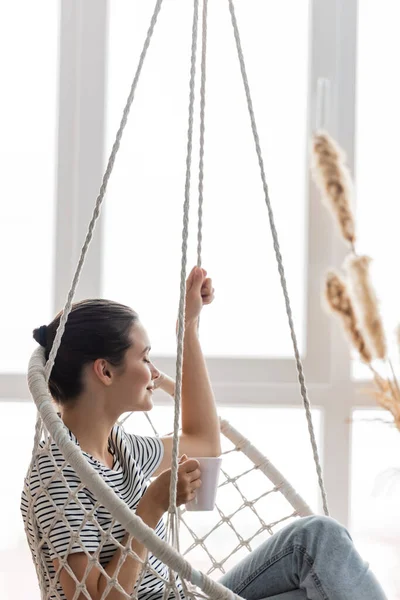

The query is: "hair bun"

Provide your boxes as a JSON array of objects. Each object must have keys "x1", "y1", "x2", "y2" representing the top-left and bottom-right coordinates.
[{"x1": 33, "y1": 325, "x2": 48, "y2": 348}]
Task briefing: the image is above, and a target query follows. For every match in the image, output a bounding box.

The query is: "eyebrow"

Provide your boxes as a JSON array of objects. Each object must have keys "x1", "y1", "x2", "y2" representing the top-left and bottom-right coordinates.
[{"x1": 141, "y1": 346, "x2": 151, "y2": 355}]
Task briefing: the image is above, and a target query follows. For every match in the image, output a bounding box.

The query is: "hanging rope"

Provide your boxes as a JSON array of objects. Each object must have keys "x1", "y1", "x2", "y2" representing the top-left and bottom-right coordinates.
[
  {"x1": 23, "y1": 3, "x2": 328, "y2": 598},
  {"x1": 28, "y1": 0, "x2": 165, "y2": 484},
  {"x1": 167, "y1": 0, "x2": 200, "y2": 547},
  {"x1": 197, "y1": 0, "x2": 208, "y2": 268},
  {"x1": 226, "y1": 0, "x2": 329, "y2": 516},
  {"x1": 45, "y1": 0, "x2": 165, "y2": 382}
]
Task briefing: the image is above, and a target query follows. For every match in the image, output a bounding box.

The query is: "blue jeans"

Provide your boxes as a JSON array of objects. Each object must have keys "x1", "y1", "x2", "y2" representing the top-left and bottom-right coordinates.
[{"x1": 218, "y1": 516, "x2": 387, "y2": 600}]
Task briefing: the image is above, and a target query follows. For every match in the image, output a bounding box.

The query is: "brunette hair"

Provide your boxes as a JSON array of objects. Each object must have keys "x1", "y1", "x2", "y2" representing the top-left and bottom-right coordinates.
[{"x1": 33, "y1": 299, "x2": 138, "y2": 403}]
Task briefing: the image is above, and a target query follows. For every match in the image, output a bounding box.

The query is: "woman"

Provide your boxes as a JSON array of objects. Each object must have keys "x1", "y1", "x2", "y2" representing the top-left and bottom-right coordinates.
[{"x1": 21, "y1": 267, "x2": 386, "y2": 600}]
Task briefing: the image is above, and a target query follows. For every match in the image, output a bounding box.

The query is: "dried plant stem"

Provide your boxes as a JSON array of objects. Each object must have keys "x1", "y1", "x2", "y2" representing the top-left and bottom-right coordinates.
[
  {"x1": 345, "y1": 254, "x2": 387, "y2": 360},
  {"x1": 324, "y1": 271, "x2": 372, "y2": 363},
  {"x1": 388, "y1": 357, "x2": 400, "y2": 401},
  {"x1": 368, "y1": 364, "x2": 400, "y2": 429},
  {"x1": 326, "y1": 273, "x2": 399, "y2": 429},
  {"x1": 313, "y1": 129, "x2": 400, "y2": 431},
  {"x1": 311, "y1": 131, "x2": 356, "y2": 245}
]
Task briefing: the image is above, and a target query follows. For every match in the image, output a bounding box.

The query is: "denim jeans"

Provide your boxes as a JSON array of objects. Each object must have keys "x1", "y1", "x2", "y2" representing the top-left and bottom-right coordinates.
[{"x1": 218, "y1": 516, "x2": 387, "y2": 600}]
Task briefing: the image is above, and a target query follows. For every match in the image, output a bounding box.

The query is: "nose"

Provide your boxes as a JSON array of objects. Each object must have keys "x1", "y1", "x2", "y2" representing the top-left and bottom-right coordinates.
[{"x1": 151, "y1": 363, "x2": 160, "y2": 380}]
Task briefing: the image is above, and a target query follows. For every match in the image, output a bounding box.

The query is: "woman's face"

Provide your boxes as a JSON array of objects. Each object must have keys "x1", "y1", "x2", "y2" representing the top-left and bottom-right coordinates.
[{"x1": 111, "y1": 321, "x2": 160, "y2": 414}]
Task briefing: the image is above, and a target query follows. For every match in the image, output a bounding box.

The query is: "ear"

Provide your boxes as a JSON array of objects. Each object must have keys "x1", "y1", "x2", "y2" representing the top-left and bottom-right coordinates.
[{"x1": 92, "y1": 358, "x2": 113, "y2": 386}]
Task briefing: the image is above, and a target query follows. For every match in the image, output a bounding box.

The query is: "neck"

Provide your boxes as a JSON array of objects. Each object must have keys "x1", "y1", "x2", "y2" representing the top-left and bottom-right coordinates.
[{"x1": 60, "y1": 394, "x2": 117, "y2": 463}]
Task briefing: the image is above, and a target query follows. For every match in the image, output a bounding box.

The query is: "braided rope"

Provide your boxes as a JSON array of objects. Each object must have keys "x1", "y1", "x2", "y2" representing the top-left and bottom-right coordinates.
[
  {"x1": 23, "y1": 2, "x2": 323, "y2": 597},
  {"x1": 197, "y1": 0, "x2": 208, "y2": 268},
  {"x1": 25, "y1": 353, "x2": 313, "y2": 597},
  {"x1": 167, "y1": 0, "x2": 200, "y2": 547},
  {"x1": 28, "y1": 0, "x2": 165, "y2": 490},
  {"x1": 227, "y1": 0, "x2": 329, "y2": 516},
  {"x1": 27, "y1": 349, "x2": 241, "y2": 600}
]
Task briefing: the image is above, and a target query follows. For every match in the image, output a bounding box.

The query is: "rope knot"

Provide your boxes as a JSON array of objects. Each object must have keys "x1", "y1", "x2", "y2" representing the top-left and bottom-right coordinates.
[{"x1": 221, "y1": 516, "x2": 230, "y2": 523}]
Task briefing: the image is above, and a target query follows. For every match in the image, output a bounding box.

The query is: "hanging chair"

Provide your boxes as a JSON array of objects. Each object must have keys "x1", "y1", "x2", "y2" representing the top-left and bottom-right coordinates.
[{"x1": 22, "y1": 1, "x2": 327, "y2": 599}]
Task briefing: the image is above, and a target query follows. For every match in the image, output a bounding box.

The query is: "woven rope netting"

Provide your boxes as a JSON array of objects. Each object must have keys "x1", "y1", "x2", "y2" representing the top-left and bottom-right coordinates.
[
  {"x1": 140, "y1": 416, "x2": 313, "y2": 578},
  {"x1": 24, "y1": 364, "x2": 313, "y2": 599},
  {"x1": 23, "y1": 1, "x2": 326, "y2": 599}
]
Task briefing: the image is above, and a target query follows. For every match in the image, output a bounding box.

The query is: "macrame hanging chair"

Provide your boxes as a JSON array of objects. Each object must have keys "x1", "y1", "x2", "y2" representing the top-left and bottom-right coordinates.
[{"x1": 23, "y1": 1, "x2": 329, "y2": 599}]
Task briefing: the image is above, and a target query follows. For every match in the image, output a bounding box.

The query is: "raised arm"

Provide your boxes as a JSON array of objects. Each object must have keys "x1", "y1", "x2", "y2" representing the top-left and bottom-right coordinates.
[{"x1": 155, "y1": 267, "x2": 221, "y2": 475}]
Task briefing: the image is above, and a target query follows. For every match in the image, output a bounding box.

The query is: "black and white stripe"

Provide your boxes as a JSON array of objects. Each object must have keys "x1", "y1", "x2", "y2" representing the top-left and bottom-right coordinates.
[{"x1": 21, "y1": 424, "x2": 183, "y2": 600}]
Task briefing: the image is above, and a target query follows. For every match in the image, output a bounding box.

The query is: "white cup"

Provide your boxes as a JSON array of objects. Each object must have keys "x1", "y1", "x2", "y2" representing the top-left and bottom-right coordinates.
[{"x1": 185, "y1": 457, "x2": 222, "y2": 512}]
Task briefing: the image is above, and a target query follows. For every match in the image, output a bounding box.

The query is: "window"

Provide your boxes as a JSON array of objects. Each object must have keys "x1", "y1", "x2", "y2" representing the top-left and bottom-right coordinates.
[
  {"x1": 351, "y1": 410, "x2": 399, "y2": 599},
  {"x1": 0, "y1": 402, "x2": 39, "y2": 600},
  {"x1": 103, "y1": 0, "x2": 310, "y2": 357},
  {"x1": 3, "y1": 1, "x2": 398, "y2": 599},
  {"x1": 0, "y1": 1, "x2": 58, "y2": 373},
  {"x1": 354, "y1": 0, "x2": 400, "y2": 379}
]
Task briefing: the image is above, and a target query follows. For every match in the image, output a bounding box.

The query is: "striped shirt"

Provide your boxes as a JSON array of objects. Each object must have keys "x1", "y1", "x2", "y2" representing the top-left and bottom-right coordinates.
[{"x1": 21, "y1": 424, "x2": 182, "y2": 600}]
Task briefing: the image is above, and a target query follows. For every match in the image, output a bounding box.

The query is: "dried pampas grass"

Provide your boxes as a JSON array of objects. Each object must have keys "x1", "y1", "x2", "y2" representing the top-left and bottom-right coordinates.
[
  {"x1": 324, "y1": 271, "x2": 372, "y2": 363},
  {"x1": 371, "y1": 371, "x2": 400, "y2": 429},
  {"x1": 314, "y1": 129, "x2": 399, "y2": 431},
  {"x1": 345, "y1": 254, "x2": 387, "y2": 360},
  {"x1": 311, "y1": 131, "x2": 356, "y2": 246}
]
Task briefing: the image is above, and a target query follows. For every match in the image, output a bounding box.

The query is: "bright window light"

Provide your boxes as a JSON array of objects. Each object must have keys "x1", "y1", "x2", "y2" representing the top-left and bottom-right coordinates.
[
  {"x1": 0, "y1": 1, "x2": 58, "y2": 373},
  {"x1": 351, "y1": 410, "x2": 400, "y2": 599},
  {"x1": 353, "y1": 0, "x2": 400, "y2": 379},
  {"x1": 103, "y1": 0, "x2": 310, "y2": 357},
  {"x1": 0, "y1": 402, "x2": 39, "y2": 600}
]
